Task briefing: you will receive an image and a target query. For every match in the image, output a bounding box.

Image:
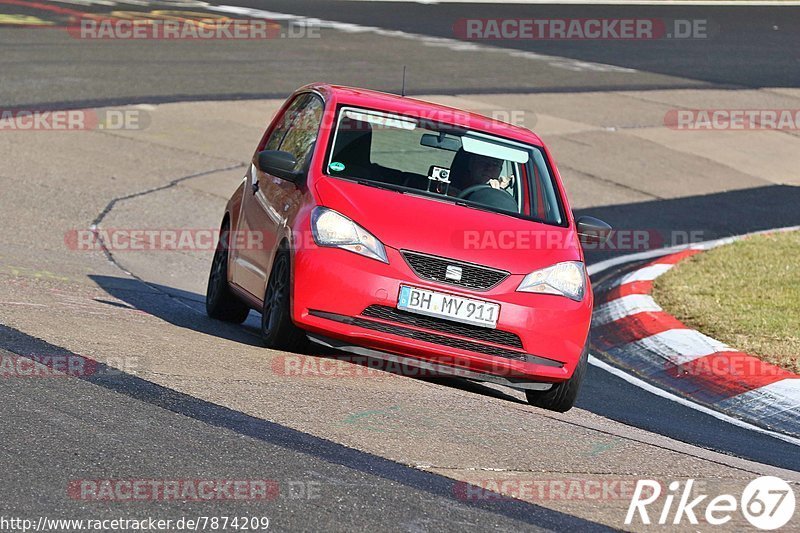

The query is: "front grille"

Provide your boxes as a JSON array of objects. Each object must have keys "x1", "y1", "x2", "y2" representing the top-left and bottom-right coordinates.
[
  {"x1": 362, "y1": 305, "x2": 523, "y2": 349},
  {"x1": 353, "y1": 318, "x2": 531, "y2": 361},
  {"x1": 401, "y1": 250, "x2": 509, "y2": 291},
  {"x1": 308, "y1": 309, "x2": 562, "y2": 368}
]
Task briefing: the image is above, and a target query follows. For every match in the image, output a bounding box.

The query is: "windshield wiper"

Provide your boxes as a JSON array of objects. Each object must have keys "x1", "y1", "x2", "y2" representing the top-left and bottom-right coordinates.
[
  {"x1": 453, "y1": 199, "x2": 519, "y2": 218},
  {"x1": 354, "y1": 179, "x2": 406, "y2": 194},
  {"x1": 453, "y1": 199, "x2": 495, "y2": 213},
  {"x1": 351, "y1": 177, "x2": 513, "y2": 216}
]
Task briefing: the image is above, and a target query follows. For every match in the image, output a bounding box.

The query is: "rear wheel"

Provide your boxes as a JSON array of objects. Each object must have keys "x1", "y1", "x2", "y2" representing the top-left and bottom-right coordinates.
[
  {"x1": 260, "y1": 250, "x2": 307, "y2": 351},
  {"x1": 525, "y1": 341, "x2": 588, "y2": 412},
  {"x1": 206, "y1": 224, "x2": 250, "y2": 324}
]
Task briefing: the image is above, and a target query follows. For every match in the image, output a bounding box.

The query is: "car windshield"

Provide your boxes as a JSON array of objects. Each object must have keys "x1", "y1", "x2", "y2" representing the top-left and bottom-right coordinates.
[{"x1": 325, "y1": 107, "x2": 565, "y2": 225}]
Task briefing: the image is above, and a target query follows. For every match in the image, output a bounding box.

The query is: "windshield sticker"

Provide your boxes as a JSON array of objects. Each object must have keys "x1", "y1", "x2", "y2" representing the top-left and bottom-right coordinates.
[
  {"x1": 329, "y1": 161, "x2": 345, "y2": 172},
  {"x1": 462, "y1": 136, "x2": 529, "y2": 164}
]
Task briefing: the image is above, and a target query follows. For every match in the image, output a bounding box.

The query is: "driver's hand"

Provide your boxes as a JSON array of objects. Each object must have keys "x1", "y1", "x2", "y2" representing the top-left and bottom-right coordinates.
[{"x1": 488, "y1": 176, "x2": 511, "y2": 189}]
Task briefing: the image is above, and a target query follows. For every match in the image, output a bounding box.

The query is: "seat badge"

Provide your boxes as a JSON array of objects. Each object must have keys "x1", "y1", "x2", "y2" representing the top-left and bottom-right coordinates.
[{"x1": 445, "y1": 265, "x2": 463, "y2": 282}]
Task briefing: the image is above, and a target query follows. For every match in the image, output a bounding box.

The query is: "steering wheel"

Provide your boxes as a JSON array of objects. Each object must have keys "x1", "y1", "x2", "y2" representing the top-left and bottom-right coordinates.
[{"x1": 457, "y1": 184, "x2": 495, "y2": 200}]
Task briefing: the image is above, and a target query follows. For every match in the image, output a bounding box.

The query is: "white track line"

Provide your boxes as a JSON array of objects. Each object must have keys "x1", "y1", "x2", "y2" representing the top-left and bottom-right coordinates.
[
  {"x1": 609, "y1": 262, "x2": 674, "y2": 287},
  {"x1": 589, "y1": 225, "x2": 800, "y2": 445},
  {"x1": 760, "y1": 379, "x2": 800, "y2": 404},
  {"x1": 208, "y1": 4, "x2": 638, "y2": 73},
  {"x1": 342, "y1": 0, "x2": 800, "y2": 5},
  {"x1": 718, "y1": 379, "x2": 800, "y2": 424},
  {"x1": 593, "y1": 294, "x2": 661, "y2": 326},
  {"x1": 589, "y1": 355, "x2": 800, "y2": 447},
  {"x1": 633, "y1": 328, "x2": 730, "y2": 365}
]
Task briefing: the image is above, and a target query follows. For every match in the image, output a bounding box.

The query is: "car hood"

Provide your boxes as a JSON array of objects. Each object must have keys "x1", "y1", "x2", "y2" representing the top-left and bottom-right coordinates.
[{"x1": 314, "y1": 177, "x2": 582, "y2": 275}]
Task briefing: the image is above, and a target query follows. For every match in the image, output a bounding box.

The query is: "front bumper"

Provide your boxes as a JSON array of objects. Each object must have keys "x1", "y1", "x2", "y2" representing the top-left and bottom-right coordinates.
[
  {"x1": 291, "y1": 244, "x2": 591, "y2": 383},
  {"x1": 307, "y1": 333, "x2": 554, "y2": 391}
]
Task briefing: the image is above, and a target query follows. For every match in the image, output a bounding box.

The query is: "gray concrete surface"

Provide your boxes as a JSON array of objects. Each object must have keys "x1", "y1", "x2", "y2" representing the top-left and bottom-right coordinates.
[
  {"x1": 2, "y1": 89, "x2": 799, "y2": 531},
  {"x1": 2, "y1": 2, "x2": 799, "y2": 531}
]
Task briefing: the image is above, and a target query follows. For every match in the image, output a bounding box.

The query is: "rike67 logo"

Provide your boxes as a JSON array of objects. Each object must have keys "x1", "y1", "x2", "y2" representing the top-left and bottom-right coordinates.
[{"x1": 626, "y1": 476, "x2": 795, "y2": 530}]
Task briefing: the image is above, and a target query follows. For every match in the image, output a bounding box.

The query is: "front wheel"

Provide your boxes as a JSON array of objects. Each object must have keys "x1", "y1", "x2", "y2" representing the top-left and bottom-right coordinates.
[
  {"x1": 206, "y1": 226, "x2": 250, "y2": 324},
  {"x1": 260, "y1": 250, "x2": 308, "y2": 352},
  {"x1": 525, "y1": 341, "x2": 588, "y2": 412}
]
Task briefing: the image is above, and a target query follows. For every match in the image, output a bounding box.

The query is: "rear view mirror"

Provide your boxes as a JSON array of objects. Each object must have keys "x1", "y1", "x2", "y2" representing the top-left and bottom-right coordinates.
[
  {"x1": 256, "y1": 150, "x2": 302, "y2": 182},
  {"x1": 420, "y1": 133, "x2": 462, "y2": 152},
  {"x1": 576, "y1": 216, "x2": 612, "y2": 245}
]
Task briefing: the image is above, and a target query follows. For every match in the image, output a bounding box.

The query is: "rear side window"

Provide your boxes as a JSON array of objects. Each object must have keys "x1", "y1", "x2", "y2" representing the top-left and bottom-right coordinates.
[
  {"x1": 263, "y1": 94, "x2": 311, "y2": 152},
  {"x1": 278, "y1": 96, "x2": 324, "y2": 172}
]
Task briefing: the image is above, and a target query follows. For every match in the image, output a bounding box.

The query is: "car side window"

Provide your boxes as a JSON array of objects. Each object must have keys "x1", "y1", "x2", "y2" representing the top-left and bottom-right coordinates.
[
  {"x1": 263, "y1": 94, "x2": 311, "y2": 152},
  {"x1": 277, "y1": 95, "x2": 324, "y2": 172}
]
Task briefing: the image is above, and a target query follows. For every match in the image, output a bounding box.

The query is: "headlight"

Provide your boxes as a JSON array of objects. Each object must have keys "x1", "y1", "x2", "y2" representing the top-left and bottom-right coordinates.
[
  {"x1": 311, "y1": 207, "x2": 388, "y2": 263},
  {"x1": 516, "y1": 261, "x2": 586, "y2": 301}
]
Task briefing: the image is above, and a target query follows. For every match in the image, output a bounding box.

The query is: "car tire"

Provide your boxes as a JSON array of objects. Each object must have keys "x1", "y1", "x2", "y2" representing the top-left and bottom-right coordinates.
[
  {"x1": 525, "y1": 339, "x2": 588, "y2": 413},
  {"x1": 260, "y1": 249, "x2": 308, "y2": 352},
  {"x1": 206, "y1": 224, "x2": 250, "y2": 324}
]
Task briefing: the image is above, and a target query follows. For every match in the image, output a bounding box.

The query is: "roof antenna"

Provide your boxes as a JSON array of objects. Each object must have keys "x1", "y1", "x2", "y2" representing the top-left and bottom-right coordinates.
[{"x1": 401, "y1": 66, "x2": 407, "y2": 97}]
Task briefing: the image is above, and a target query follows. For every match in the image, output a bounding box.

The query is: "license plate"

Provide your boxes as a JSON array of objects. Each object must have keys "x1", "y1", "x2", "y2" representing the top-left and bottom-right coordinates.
[{"x1": 397, "y1": 285, "x2": 500, "y2": 329}]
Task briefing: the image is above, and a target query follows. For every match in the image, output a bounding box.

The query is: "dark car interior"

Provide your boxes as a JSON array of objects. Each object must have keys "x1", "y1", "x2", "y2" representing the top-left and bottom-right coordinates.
[
  {"x1": 329, "y1": 116, "x2": 428, "y2": 188},
  {"x1": 328, "y1": 115, "x2": 520, "y2": 213}
]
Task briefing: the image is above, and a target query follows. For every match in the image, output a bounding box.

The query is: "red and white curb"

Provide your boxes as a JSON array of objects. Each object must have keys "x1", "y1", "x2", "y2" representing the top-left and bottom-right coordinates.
[{"x1": 588, "y1": 228, "x2": 800, "y2": 443}]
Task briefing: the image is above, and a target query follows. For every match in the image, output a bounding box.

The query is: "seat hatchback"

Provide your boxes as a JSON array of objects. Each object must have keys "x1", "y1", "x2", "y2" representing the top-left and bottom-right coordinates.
[{"x1": 206, "y1": 84, "x2": 610, "y2": 412}]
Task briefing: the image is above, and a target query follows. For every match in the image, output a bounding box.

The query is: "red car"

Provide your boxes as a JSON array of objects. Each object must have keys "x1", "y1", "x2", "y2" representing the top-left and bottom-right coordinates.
[{"x1": 206, "y1": 84, "x2": 611, "y2": 412}]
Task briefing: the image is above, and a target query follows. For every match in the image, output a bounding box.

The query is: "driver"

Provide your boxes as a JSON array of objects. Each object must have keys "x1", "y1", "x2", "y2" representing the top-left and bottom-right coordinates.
[{"x1": 449, "y1": 153, "x2": 504, "y2": 196}]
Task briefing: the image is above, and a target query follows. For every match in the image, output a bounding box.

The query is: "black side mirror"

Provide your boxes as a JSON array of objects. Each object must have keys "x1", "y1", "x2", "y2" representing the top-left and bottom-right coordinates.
[
  {"x1": 256, "y1": 150, "x2": 302, "y2": 183},
  {"x1": 576, "y1": 216, "x2": 612, "y2": 245}
]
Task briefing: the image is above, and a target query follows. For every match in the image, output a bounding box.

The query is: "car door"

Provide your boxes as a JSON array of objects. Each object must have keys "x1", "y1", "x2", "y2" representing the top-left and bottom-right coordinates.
[{"x1": 232, "y1": 93, "x2": 324, "y2": 300}]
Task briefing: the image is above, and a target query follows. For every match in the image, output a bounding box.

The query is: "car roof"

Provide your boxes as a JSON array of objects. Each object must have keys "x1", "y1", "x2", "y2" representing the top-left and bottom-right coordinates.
[{"x1": 301, "y1": 83, "x2": 544, "y2": 147}]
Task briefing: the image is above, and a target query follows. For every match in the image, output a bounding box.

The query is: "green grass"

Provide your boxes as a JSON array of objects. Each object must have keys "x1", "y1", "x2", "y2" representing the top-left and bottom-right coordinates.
[{"x1": 652, "y1": 230, "x2": 800, "y2": 374}]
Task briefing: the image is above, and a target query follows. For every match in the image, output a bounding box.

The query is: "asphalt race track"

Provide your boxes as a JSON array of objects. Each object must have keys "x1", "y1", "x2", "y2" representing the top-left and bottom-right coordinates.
[
  {"x1": 4, "y1": 1, "x2": 800, "y2": 108},
  {"x1": 1, "y1": 1, "x2": 799, "y2": 531}
]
